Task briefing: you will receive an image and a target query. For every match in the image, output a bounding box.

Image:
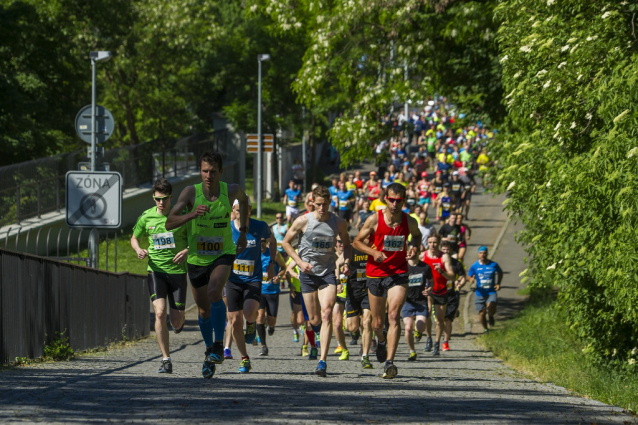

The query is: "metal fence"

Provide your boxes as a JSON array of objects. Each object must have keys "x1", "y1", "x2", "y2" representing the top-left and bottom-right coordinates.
[
  {"x1": 0, "y1": 247, "x2": 149, "y2": 364},
  {"x1": 0, "y1": 129, "x2": 230, "y2": 227}
]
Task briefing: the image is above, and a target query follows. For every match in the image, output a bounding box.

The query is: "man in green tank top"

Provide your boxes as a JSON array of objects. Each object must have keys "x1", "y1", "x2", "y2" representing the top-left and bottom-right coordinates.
[
  {"x1": 166, "y1": 151, "x2": 249, "y2": 379},
  {"x1": 131, "y1": 178, "x2": 188, "y2": 374}
]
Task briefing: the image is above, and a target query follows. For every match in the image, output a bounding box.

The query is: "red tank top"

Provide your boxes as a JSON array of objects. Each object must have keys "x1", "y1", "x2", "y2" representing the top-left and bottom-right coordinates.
[
  {"x1": 422, "y1": 252, "x2": 449, "y2": 295},
  {"x1": 366, "y1": 211, "x2": 409, "y2": 278}
]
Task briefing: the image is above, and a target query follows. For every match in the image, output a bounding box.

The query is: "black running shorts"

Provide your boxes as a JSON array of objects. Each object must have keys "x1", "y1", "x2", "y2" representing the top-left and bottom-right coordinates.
[
  {"x1": 259, "y1": 293, "x2": 280, "y2": 317},
  {"x1": 367, "y1": 273, "x2": 409, "y2": 298},
  {"x1": 187, "y1": 254, "x2": 236, "y2": 289},
  {"x1": 225, "y1": 280, "x2": 261, "y2": 312},
  {"x1": 147, "y1": 272, "x2": 188, "y2": 310}
]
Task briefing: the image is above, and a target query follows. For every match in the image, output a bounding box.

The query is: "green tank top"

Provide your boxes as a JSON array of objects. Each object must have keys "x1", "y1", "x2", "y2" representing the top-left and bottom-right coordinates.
[
  {"x1": 187, "y1": 182, "x2": 235, "y2": 266},
  {"x1": 286, "y1": 257, "x2": 301, "y2": 291}
]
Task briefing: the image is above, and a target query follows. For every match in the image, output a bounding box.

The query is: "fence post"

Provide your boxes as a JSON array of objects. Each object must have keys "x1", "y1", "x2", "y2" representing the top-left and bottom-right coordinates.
[
  {"x1": 56, "y1": 178, "x2": 60, "y2": 212},
  {"x1": 114, "y1": 231, "x2": 118, "y2": 273},
  {"x1": 37, "y1": 181, "x2": 41, "y2": 219},
  {"x1": 16, "y1": 186, "x2": 20, "y2": 225}
]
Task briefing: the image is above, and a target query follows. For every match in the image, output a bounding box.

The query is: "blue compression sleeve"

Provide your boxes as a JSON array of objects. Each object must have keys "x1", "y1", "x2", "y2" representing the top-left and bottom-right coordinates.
[
  {"x1": 211, "y1": 300, "x2": 227, "y2": 343},
  {"x1": 198, "y1": 314, "x2": 214, "y2": 348}
]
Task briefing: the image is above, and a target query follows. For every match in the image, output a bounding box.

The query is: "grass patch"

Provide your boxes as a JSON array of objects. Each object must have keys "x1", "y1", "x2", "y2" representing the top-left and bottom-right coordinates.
[
  {"x1": 478, "y1": 288, "x2": 638, "y2": 414},
  {"x1": 72, "y1": 230, "x2": 149, "y2": 274}
]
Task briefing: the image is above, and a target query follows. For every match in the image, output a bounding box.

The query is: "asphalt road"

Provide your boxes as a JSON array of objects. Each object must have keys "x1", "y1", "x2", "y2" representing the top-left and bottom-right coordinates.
[{"x1": 0, "y1": 185, "x2": 634, "y2": 424}]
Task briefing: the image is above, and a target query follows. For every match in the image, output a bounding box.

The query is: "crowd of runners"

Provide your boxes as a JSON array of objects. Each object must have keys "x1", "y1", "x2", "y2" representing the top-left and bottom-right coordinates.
[{"x1": 130, "y1": 98, "x2": 504, "y2": 379}]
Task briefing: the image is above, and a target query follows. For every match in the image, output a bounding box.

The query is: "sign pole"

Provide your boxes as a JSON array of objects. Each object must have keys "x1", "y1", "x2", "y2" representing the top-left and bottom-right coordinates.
[
  {"x1": 90, "y1": 57, "x2": 98, "y2": 267},
  {"x1": 257, "y1": 58, "x2": 263, "y2": 218}
]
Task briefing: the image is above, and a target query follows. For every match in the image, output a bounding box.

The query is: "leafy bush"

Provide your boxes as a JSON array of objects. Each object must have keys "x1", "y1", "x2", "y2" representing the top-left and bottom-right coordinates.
[{"x1": 43, "y1": 331, "x2": 74, "y2": 361}]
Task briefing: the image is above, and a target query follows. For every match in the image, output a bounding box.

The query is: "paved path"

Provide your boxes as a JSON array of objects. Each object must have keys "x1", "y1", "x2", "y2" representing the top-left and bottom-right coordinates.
[{"x1": 0, "y1": 187, "x2": 634, "y2": 424}]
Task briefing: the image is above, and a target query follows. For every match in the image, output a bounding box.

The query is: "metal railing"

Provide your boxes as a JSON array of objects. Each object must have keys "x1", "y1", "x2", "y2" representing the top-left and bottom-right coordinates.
[
  {"x1": 0, "y1": 129, "x2": 230, "y2": 227},
  {"x1": 0, "y1": 247, "x2": 149, "y2": 364}
]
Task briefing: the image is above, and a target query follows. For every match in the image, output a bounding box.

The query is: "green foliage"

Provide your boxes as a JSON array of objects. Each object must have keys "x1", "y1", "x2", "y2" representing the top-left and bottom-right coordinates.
[
  {"x1": 43, "y1": 331, "x2": 74, "y2": 361},
  {"x1": 492, "y1": 0, "x2": 638, "y2": 364},
  {"x1": 480, "y1": 290, "x2": 638, "y2": 414}
]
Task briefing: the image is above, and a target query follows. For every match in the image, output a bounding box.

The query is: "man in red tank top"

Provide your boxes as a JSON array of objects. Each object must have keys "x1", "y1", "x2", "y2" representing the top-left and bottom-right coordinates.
[
  {"x1": 422, "y1": 233, "x2": 455, "y2": 356},
  {"x1": 353, "y1": 183, "x2": 422, "y2": 379}
]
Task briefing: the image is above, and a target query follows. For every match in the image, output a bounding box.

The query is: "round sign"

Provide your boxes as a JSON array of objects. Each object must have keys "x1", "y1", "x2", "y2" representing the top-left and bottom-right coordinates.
[
  {"x1": 79, "y1": 193, "x2": 107, "y2": 219},
  {"x1": 75, "y1": 104, "x2": 115, "y2": 144}
]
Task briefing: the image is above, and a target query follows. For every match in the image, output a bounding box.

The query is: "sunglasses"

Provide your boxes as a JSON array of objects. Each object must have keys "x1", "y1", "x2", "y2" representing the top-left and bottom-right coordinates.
[
  {"x1": 386, "y1": 197, "x2": 404, "y2": 203},
  {"x1": 336, "y1": 240, "x2": 343, "y2": 244},
  {"x1": 276, "y1": 216, "x2": 284, "y2": 219},
  {"x1": 153, "y1": 195, "x2": 171, "y2": 201}
]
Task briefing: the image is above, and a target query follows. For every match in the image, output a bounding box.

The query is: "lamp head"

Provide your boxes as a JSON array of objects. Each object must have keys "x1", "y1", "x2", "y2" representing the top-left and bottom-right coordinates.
[
  {"x1": 90, "y1": 51, "x2": 112, "y2": 62},
  {"x1": 258, "y1": 54, "x2": 271, "y2": 62}
]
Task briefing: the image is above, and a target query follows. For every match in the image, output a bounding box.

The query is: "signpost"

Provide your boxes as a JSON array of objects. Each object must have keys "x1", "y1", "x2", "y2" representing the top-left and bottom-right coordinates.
[
  {"x1": 246, "y1": 133, "x2": 274, "y2": 153},
  {"x1": 65, "y1": 171, "x2": 122, "y2": 229}
]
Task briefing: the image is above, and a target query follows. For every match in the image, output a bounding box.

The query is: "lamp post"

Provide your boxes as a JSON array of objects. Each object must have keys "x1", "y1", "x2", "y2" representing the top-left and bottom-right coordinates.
[
  {"x1": 257, "y1": 53, "x2": 271, "y2": 218},
  {"x1": 89, "y1": 51, "x2": 112, "y2": 172},
  {"x1": 88, "y1": 51, "x2": 111, "y2": 269}
]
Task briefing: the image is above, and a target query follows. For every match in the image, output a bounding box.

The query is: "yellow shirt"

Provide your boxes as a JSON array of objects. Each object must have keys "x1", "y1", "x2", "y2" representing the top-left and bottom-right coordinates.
[{"x1": 369, "y1": 199, "x2": 387, "y2": 211}]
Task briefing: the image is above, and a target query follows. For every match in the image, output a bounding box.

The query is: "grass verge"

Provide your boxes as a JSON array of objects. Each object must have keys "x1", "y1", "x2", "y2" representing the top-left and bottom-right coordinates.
[{"x1": 478, "y1": 288, "x2": 638, "y2": 414}]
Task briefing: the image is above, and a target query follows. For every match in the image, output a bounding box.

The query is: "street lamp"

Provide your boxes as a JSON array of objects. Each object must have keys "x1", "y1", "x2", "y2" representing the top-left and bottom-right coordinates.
[
  {"x1": 256, "y1": 53, "x2": 271, "y2": 218},
  {"x1": 89, "y1": 51, "x2": 111, "y2": 173}
]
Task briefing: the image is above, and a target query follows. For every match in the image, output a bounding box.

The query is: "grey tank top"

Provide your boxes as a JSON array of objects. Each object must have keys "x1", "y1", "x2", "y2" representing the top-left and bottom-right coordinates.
[{"x1": 298, "y1": 212, "x2": 339, "y2": 276}]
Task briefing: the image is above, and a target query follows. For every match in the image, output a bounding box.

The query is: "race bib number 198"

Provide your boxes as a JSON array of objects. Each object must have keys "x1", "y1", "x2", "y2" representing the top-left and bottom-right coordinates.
[{"x1": 152, "y1": 232, "x2": 175, "y2": 250}]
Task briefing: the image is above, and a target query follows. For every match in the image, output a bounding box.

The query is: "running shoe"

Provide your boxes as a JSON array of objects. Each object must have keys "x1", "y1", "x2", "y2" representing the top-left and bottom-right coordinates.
[
  {"x1": 173, "y1": 323, "x2": 184, "y2": 334},
  {"x1": 309, "y1": 346, "x2": 318, "y2": 360},
  {"x1": 301, "y1": 345, "x2": 310, "y2": 357},
  {"x1": 268, "y1": 326, "x2": 275, "y2": 336},
  {"x1": 375, "y1": 341, "x2": 387, "y2": 363},
  {"x1": 315, "y1": 360, "x2": 327, "y2": 377},
  {"x1": 259, "y1": 346, "x2": 269, "y2": 357},
  {"x1": 334, "y1": 345, "x2": 343, "y2": 354},
  {"x1": 488, "y1": 314, "x2": 495, "y2": 327},
  {"x1": 350, "y1": 330, "x2": 360, "y2": 345},
  {"x1": 339, "y1": 349, "x2": 350, "y2": 361},
  {"x1": 245, "y1": 323, "x2": 256, "y2": 344},
  {"x1": 442, "y1": 342, "x2": 450, "y2": 351},
  {"x1": 209, "y1": 343, "x2": 224, "y2": 364},
  {"x1": 432, "y1": 342, "x2": 440, "y2": 356},
  {"x1": 414, "y1": 330, "x2": 422, "y2": 342},
  {"x1": 424, "y1": 337, "x2": 433, "y2": 352},
  {"x1": 223, "y1": 348, "x2": 233, "y2": 359},
  {"x1": 293, "y1": 331, "x2": 300, "y2": 343},
  {"x1": 158, "y1": 359, "x2": 172, "y2": 374},
  {"x1": 361, "y1": 356, "x2": 373, "y2": 369},
  {"x1": 382, "y1": 361, "x2": 398, "y2": 379},
  {"x1": 238, "y1": 358, "x2": 252, "y2": 373},
  {"x1": 407, "y1": 351, "x2": 417, "y2": 362},
  {"x1": 253, "y1": 335, "x2": 259, "y2": 346},
  {"x1": 202, "y1": 349, "x2": 216, "y2": 379}
]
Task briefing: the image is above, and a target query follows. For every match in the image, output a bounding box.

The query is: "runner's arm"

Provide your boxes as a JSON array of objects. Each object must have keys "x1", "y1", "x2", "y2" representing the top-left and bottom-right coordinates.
[
  {"x1": 353, "y1": 214, "x2": 385, "y2": 262},
  {"x1": 228, "y1": 184, "x2": 249, "y2": 253},
  {"x1": 439, "y1": 253, "x2": 456, "y2": 280},
  {"x1": 406, "y1": 215, "x2": 422, "y2": 252},
  {"x1": 282, "y1": 214, "x2": 308, "y2": 268},
  {"x1": 130, "y1": 235, "x2": 148, "y2": 260},
  {"x1": 337, "y1": 217, "x2": 352, "y2": 276},
  {"x1": 165, "y1": 186, "x2": 196, "y2": 231}
]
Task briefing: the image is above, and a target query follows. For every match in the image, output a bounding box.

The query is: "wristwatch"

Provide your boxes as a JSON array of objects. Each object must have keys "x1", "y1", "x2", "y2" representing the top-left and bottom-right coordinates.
[{"x1": 239, "y1": 226, "x2": 247, "y2": 232}]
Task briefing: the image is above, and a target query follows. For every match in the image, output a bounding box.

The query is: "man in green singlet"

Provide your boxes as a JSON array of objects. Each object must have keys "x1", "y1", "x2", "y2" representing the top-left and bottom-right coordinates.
[{"x1": 166, "y1": 151, "x2": 249, "y2": 379}]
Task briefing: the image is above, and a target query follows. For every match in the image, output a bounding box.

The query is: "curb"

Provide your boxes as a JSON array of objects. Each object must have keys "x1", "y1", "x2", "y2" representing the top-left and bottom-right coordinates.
[{"x1": 463, "y1": 216, "x2": 511, "y2": 334}]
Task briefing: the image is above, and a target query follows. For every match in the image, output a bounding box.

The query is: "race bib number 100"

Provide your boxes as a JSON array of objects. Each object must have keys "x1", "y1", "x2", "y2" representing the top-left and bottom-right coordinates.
[
  {"x1": 152, "y1": 232, "x2": 175, "y2": 250},
  {"x1": 383, "y1": 235, "x2": 405, "y2": 252},
  {"x1": 311, "y1": 237, "x2": 333, "y2": 252},
  {"x1": 196, "y1": 236, "x2": 224, "y2": 256}
]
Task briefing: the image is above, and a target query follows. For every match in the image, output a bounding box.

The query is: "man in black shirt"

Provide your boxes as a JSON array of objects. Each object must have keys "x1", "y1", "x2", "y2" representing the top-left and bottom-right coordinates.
[
  {"x1": 439, "y1": 214, "x2": 464, "y2": 258},
  {"x1": 440, "y1": 241, "x2": 467, "y2": 351},
  {"x1": 401, "y1": 247, "x2": 433, "y2": 361},
  {"x1": 449, "y1": 172, "x2": 465, "y2": 214},
  {"x1": 345, "y1": 245, "x2": 374, "y2": 369}
]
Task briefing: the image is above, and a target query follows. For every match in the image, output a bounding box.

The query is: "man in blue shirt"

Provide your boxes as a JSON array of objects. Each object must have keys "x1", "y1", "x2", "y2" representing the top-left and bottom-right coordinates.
[
  {"x1": 283, "y1": 180, "x2": 302, "y2": 226},
  {"x1": 467, "y1": 246, "x2": 503, "y2": 333}
]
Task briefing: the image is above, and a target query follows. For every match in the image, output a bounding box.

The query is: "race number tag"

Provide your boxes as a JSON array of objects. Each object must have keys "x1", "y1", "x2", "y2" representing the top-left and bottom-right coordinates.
[
  {"x1": 383, "y1": 235, "x2": 405, "y2": 252},
  {"x1": 356, "y1": 268, "x2": 366, "y2": 282},
  {"x1": 332, "y1": 195, "x2": 339, "y2": 205},
  {"x1": 262, "y1": 272, "x2": 269, "y2": 283},
  {"x1": 288, "y1": 199, "x2": 297, "y2": 207},
  {"x1": 276, "y1": 240, "x2": 283, "y2": 249},
  {"x1": 442, "y1": 201, "x2": 451, "y2": 210},
  {"x1": 233, "y1": 259, "x2": 255, "y2": 277},
  {"x1": 339, "y1": 200, "x2": 349, "y2": 209},
  {"x1": 152, "y1": 232, "x2": 175, "y2": 250},
  {"x1": 447, "y1": 280, "x2": 454, "y2": 291},
  {"x1": 408, "y1": 273, "x2": 424, "y2": 287},
  {"x1": 196, "y1": 236, "x2": 224, "y2": 255},
  {"x1": 452, "y1": 184, "x2": 461, "y2": 192},
  {"x1": 480, "y1": 277, "x2": 493, "y2": 290},
  {"x1": 311, "y1": 236, "x2": 333, "y2": 252},
  {"x1": 339, "y1": 273, "x2": 347, "y2": 285}
]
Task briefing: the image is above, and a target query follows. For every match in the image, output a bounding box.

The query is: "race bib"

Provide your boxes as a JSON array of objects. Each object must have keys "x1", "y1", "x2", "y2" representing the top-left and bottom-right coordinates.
[
  {"x1": 434, "y1": 186, "x2": 442, "y2": 194},
  {"x1": 464, "y1": 184, "x2": 472, "y2": 190},
  {"x1": 196, "y1": 236, "x2": 224, "y2": 255},
  {"x1": 311, "y1": 236, "x2": 333, "y2": 252},
  {"x1": 447, "y1": 280, "x2": 454, "y2": 291},
  {"x1": 332, "y1": 195, "x2": 338, "y2": 204},
  {"x1": 407, "y1": 198, "x2": 416, "y2": 206},
  {"x1": 442, "y1": 202, "x2": 451, "y2": 210},
  {"x1": 233, "y1": 259, "x2": 255, "y2": 277},
  {"x1": 339, "y1": 274, "x2": 347, "y2": 285},
  {"x1": 339, "y1": 200, "x2": 349, "y2": 209},
  {"x1": 383, "y1": 235, "x2": 405, "y2": 252},
  {"x1": 262, "y1": 272, "x2": 269, "y2": 283},
  {"x1": 448, "y1": 233, "x2": 457, "y2": 242},
  {"x1": 276, "y1": 240, "x2": 283, "y2": 248},
  {"x1": 452, "y1": 184, "x2": 461, "y2": 192},
  {"x1": 408, "y1": 273, "x2": 424, "y2": 287},
  {"x1": 356, "y1": 268, "x2": 366, "y2": 282},
  {"x1": 288, "y1": 199, "x2": 297, "y2": 207},
  {"x1": 152, "y1": 232, "x2": 175, "y2": 250},
  {"x1": 480, "y1": 277, "x2": 494, "y2": 290}
]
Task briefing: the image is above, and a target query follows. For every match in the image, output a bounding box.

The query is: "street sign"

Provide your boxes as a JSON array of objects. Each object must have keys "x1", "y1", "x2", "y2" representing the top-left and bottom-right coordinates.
[
  {"x1": 246, "y1": 133, "x2": 274, "y2": 153},
  {"x1": 75, "y1": 104, "x2": 115, "y2": 144},
  {"x1": 65, "y1": 171, "x2": 122, "y2": 228}
]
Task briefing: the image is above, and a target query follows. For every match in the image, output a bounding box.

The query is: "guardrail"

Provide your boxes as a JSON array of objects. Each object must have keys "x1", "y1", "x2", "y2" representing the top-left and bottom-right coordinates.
[{"x1": 0, "y1": 247, "x2": 149, "y2": 364}]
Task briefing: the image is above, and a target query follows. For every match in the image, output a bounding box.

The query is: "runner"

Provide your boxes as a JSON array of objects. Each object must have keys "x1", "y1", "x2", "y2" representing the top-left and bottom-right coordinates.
[
  {"x1": 439, "y1": 213, "x2": 464, "y2": 259},
  {"x1": 336, "y1": 180, "x2": 355, "y2": 225},
  {"x1": 467, "y1": 246, "x2": 503, "y2": 333},
  {"x1": 455, "y1": 214, "x2": 472, "y2": 263},
  {"x1": 459, "y1": 171, "x2": 477, "y2": 219},
  {"x1": 283, "y1": 180, "x2": 302, "y2": 226},
  {"x1": 225, "y1": 199, "x2": 274, "y2": 373},
  {"x1": 344, "y1": 239, "x2": 374, "y2": 369},
  {"x1": 435, "y1": 184, "x2": 453, "y2": 224},
  {"x1": 402, "y1": 247, "x2": 432, "y2": 361},
  {"x1": 449, "y1": 172, "x2": 465, "y2": 214},
  {"x1": 282, "y1": 185, "x2": 352, "y2": 377},
  {"x1": 440, "y1": 241, "x2": 467, "y2": 350},
  {"x1": 333, "y1": 237, "x2": 350, "y2": 360},
  {"x1": 165, "y1": 151, "x2": 249, "y2": 379},
  {"x1": 421, "y1": 233, "x2": 455, "y2": 356},
  {"x1": 285, "y1": 254, "x2": 305, "y2": 344},
  {"x1": 272, "y1": 212, "x2": 288, "y2": 259},
  {"x1": 353, "y1": 183, "x2": 422, "y2": 379},
  {"x1": 257, "y1": 237, "x2": 287, "y2": 356},
  {"x1": 131, "y1": 179, "x2": 188, "y2": 374}
]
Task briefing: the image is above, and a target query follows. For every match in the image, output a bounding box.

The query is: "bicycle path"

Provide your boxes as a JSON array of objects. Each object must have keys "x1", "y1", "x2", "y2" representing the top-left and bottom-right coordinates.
[{"x1": 0, "y1": 186, "x2": 633, "y2": 424}]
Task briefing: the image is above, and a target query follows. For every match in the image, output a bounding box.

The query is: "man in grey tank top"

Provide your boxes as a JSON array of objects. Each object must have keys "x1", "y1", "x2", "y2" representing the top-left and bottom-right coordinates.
[{"x1": 283, "y1": 185, "x2": 352, "y2": 377}]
